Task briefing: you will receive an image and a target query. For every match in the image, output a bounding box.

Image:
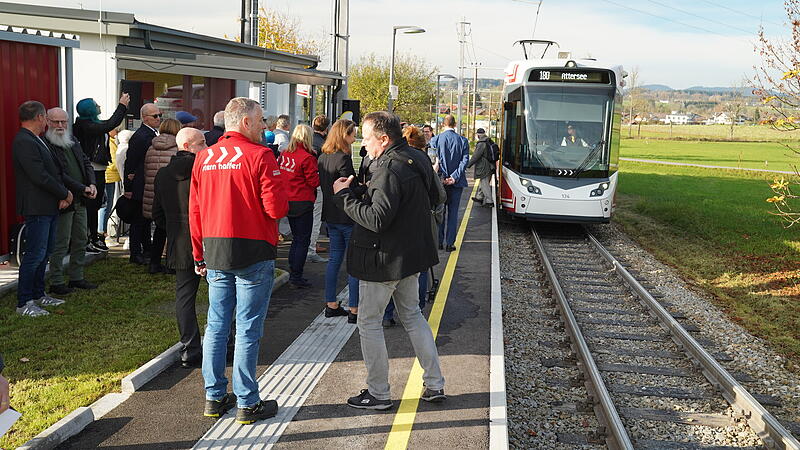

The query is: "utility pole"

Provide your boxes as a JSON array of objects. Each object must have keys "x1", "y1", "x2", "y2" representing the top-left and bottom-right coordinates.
[
  {"x1": 472, "y1": 65, "x2": 479, "y2": 141},
  {"x1": 331, "y1": 0, "x2": 350, "y2": 118},
  {"x1": 457, "y1": 19, "x2": 469, "y2": 134}
]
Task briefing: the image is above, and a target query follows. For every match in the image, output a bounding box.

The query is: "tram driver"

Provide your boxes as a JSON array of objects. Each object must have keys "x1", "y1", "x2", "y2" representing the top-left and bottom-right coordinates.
[{"x1": 560, "y1": 124, "x2": 589, "y2": 148}]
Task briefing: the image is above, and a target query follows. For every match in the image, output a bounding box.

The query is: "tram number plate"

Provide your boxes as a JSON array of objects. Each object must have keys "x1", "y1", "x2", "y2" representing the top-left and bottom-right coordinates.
[
  {"x1": 561, "y1": 194, "x2": 570, "y2": 199},
  {"x1": 530, "y1": 70, "x2": 610, "y2": 84}
]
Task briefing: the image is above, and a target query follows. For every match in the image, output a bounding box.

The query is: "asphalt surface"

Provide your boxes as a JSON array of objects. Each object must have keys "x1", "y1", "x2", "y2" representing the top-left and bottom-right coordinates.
[{"x1": 59, "y1": 179, "x2": 495, "y2": 449}]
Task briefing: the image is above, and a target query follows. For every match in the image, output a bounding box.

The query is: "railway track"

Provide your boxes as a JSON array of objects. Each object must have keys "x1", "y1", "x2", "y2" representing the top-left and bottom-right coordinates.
[{"x1": 523, "y1": 223, "x2": 800, "y2": 449}]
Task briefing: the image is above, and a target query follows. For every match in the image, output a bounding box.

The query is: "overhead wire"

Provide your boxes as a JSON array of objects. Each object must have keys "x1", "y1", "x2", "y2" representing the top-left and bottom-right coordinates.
[
  {"x1": 643, "y1": 0, "x2": 753, "y2": 34},
  {"x1": 696, "y1": 0, "x2": 782, "y2": 27},
  {"x1": 596, "y1": 0, "x2": 732, "y2": 37}
]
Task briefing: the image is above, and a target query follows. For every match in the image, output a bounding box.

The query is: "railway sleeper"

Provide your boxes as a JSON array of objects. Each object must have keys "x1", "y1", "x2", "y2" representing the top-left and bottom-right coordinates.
[
  {"x1": 634, "y1": 439, "x2": 761, "y2": 449},
  {"x1": 607, "y1": 383, "x2": 715, "y2": 400},
  {"x1": 618, "y1": 406, "x2": 736, "y2": 427}
]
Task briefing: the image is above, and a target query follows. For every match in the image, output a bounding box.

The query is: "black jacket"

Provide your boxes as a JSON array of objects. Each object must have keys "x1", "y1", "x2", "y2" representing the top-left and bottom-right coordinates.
[
  {"x1": 72, "y1": 103, "x2": 127, "y2": 166},
  {"x1": 152, "y1": 151, "x2": 195, "y2": 271},
  {"x1": 205, "y1": 126, "x2": 224, "y2": 146},
  {"x1": 12, "y1": 128, "x2": 69, "y2": 216},
  {"x1": 335, "y1": 142, "x2": 441, "y2": 282},
  {"x1": 318, "y1": 151, "x2": 356, "y2": 224},
  {"x1": 124, "y1": 125, "x2": 157, "y2": 200},
  {"x1": 467, "y1": 137, "x2": 495, "y2": 179},
  {"x1": 46, "y1": 137, "x2": 96, "y2": 205}
]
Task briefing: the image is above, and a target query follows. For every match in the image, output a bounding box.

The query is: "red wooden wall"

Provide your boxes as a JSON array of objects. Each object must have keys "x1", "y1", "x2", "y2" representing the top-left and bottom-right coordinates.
[{"x1": 0, "y1": 40, "x2": 60, "y2": 256}]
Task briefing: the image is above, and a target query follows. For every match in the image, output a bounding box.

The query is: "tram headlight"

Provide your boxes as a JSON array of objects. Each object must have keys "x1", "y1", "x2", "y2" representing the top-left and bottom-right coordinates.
[
  {"x1": 519, "y1": 177, "x2": 541, "y2": 195},
  {"x1": 601, "y1": 182, "x2": 610, "y2": 190},
  {"x1": 590, "y1": 182, "x2": 611, "y2": 197}
]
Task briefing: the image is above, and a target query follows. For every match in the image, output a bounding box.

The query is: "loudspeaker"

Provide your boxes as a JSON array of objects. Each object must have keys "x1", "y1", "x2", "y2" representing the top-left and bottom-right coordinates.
[
  {"x1": 120, "y1": 80, "x2": 143, "y2": 119},
  {"x1": 341, "y1": 99, "x2": 360, "y2": 125}
]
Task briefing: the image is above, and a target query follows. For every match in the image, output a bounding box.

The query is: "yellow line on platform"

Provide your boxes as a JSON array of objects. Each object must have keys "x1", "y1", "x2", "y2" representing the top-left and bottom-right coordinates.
[{"x1": 384, "y1": 182, "x2": 479, "y2": 450}]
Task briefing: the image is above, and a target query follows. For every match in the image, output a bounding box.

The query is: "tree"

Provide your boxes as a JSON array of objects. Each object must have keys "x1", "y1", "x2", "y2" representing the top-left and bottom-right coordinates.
[
  {"x1": 255, "y1": 8, "x2": 324, "y2": 57},
  {"x1": 753, "y1": 0, "x2": 800, "y2": 226},
  {"x1": 348, "y1": 53, "x2": 437, "y2": 123},
  {"x1": 723, "y1": 81, "x2": 747, "y2": 140},
  {"x1": 626, "y1": 66, "x2": 642, "y2": 137}
]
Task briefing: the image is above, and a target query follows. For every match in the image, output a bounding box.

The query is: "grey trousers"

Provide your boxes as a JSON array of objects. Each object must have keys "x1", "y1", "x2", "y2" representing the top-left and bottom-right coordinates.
[
  {"x1": 49, "y1": 204, "x2": 88, "y2": 285},
  {"x1": 358, "y1": 274, "x2": 445, "y2": 400},
  {"x1": 474, "y1": 175, "x2": 494, "y2": 205}
]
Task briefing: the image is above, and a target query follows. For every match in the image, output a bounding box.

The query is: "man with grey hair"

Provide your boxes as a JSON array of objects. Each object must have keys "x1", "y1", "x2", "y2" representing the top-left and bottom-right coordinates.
[
  {"x1": 44, "y1": 107, "x2": 99, "y2": 296},
  {"x1": 273, "y1": 114, "x2": 291, "y2": 152},
  {"x1": 190, "y1": 97, "x2": 288, "y2": 424},
  {"x1": 124, "y1": 102, "x2": 161, "y2": 265},
  {"x1": 205, "y1": 110, "x2": 225, "y2": 146},
  {"x1": 13, "y1": 101, "x2": 72, "y2": 317}
]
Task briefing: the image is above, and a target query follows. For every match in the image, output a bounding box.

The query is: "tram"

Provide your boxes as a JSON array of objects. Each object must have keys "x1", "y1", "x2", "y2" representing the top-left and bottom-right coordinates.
[{"x1": 498, "y1": 40, "x2": 625, "y2": 223}]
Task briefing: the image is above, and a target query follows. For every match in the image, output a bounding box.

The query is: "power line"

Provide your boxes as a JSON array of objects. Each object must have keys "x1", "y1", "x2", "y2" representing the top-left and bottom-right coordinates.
[
  {"x1": 596, "y1": 0, "x2": 731, "y2": 37},
  {"x1": 696, "y1": 0, "x2": 782, "y2": 27},
  {"x1": 643, "y1": 0, "x2": 753, "y2": 34}
]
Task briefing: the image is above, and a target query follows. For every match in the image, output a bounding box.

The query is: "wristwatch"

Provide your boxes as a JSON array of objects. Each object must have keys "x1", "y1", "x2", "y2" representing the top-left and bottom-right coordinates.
[{"x1": 194, "y1": 260, "x2": 206, "y2": 268}]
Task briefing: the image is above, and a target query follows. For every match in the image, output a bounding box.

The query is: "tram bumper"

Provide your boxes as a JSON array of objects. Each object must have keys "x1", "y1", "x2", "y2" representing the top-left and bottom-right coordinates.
[{"x1": 512, "y1": 197, "x2": 612, "y2": 223}]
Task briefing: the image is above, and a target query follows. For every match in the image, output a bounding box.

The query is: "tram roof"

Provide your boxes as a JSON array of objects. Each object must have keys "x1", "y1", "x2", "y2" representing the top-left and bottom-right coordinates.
[{"x1": 504, "y1": 58, "x2": 626, "y2": 90}]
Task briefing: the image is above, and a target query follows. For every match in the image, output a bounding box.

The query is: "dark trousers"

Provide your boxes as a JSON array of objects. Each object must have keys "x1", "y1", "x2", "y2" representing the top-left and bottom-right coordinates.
[
  {"x1": 17, "y1": 215, "x2": 58, "y2": 307},
  {"x1": 150, "y1": 226, "x2": 167, "y2": 268},
  {"x1": 175, "y1": 269, "x2": 202, "y2": 361},
  {"x1": 438, "y1": 186, "x2": 463, "y2": 247},
  {"x1": 287, "y1": 211, "x2": 313, "y2": 282},
  {"x1": 85, "y1": 170, "x2": 106, "y2": 240},
  {"x1": 129, "y1": 218, "x2": 152, "y2": 257}
]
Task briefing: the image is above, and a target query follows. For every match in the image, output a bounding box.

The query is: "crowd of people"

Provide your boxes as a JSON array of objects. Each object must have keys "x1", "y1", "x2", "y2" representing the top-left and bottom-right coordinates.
[{"x1": 9, "y1": 93, "x2": 498, "y2": 425}]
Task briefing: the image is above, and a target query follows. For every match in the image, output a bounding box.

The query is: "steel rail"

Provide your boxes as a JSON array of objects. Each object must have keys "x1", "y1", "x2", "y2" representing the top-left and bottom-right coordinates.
[
  {"x1": 586, "y1": 231, "x2": 800, "y2": 450},
  {"x1": 530, "y1": 226, "x2": 634, "y2": 450}
]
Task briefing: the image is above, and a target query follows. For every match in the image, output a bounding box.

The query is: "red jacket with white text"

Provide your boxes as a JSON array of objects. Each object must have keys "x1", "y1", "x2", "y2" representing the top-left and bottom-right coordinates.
[
  {"x1": 278, "y1": 143, "x2": 320, "y2": 203},
  {"x1": 189, "y1": 132, "x2": 288, "y2": 270}
]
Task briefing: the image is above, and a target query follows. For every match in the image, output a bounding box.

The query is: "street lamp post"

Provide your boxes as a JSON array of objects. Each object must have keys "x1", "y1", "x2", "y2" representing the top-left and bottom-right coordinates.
[
  {"x1": 435, "y1": 73, "x2": 456, "y2": 134},
  {"x1": 388, "y1": 25, "x2": 425, "y2": 113}
]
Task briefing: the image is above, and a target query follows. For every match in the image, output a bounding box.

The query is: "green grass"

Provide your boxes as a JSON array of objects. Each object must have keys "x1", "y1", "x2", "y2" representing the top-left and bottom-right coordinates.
[
  {"x1": 0, "y1": 252, "x2": 209, "y2": 449},
  {"x1": 620, "y1": 138, "x2": 800, "y2": 173},
  {"x1": 629, "y1": 124, "x2": 800, "y2": 142},
  {"x1": 615, "y1": 161, "x2": 800, "y2": 369}
]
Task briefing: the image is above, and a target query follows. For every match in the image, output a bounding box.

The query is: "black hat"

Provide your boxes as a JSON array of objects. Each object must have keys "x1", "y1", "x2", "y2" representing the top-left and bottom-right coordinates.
[
  {"x1": 114, "y1": 196, "x2": 142, "y2": 224},
  {"x1": 476, "y1": 128, "x2": 486, "y2": 134}
]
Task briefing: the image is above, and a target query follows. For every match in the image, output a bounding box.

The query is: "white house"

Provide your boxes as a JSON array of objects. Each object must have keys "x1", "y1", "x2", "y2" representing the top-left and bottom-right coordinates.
[{"x1": 664, "y1": 112, "x2": 702, "y2": 124}]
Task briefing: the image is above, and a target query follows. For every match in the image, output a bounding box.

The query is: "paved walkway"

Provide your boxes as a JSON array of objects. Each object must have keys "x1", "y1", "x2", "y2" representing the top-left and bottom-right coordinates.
[{"x1": 620, "y1": 157, "x2": 797, "y2": 175}]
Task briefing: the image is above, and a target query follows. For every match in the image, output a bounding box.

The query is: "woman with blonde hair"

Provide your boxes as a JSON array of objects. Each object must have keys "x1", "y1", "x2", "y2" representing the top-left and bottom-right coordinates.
[
  {"x1": 142, "y1": 117, "x2": 181, "y2": 274},
  {"x1": 318, "y1": 119, "x2": 360, "y2": 322},
  {"x1": 280, "y1": 124, "x2": 320, "y2": 288}
]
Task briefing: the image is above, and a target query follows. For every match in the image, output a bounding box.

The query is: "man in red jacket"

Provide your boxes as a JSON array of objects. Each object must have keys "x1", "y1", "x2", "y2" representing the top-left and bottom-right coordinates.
[{"x1": 189, "y1": 97, "x2": 288, "y2": 425}]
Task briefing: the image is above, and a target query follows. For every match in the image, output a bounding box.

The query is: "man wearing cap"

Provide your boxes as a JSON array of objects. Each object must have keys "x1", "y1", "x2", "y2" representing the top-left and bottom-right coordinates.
[
  {"x1": 560, "y1": 123, "x2": 588, "y2": 147},
  {"x1": 467, "y1": 128, "x2": 495, "y2": 208},
  {"x1": 176, "y1": 111, "x2": 198, "y2": 129}
]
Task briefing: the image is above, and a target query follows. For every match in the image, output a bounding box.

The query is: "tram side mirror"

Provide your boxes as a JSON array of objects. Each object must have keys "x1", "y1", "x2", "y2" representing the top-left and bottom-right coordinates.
[{"x1": 503, "y1": 102, "x2": 513, "y2": 111}]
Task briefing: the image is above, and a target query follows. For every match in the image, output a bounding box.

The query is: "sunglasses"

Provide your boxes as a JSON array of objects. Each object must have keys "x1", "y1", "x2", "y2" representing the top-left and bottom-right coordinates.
[{"x1": 147, "y1": 113, "x2": 163, "y2": 119}]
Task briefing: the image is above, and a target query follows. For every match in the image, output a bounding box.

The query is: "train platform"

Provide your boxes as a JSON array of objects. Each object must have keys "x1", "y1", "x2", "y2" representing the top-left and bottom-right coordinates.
[{"x1": 56, "y1": 179, "x2": 506, "y2": 449}]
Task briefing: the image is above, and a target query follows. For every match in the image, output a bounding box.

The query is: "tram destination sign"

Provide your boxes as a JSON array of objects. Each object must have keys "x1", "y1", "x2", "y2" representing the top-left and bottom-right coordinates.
[{"x1": 529, "y1": 70, "x2": 610, "y2": 84}]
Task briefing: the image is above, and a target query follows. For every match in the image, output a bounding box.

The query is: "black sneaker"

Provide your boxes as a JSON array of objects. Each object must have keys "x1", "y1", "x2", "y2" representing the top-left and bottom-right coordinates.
[
  {"x1": 325, "y1": 305, "x2": 348, "y2": 318},
  {"x1": 69, "y1": 279, "x2": 98, "y2": 290},
  {"x1": 92, "y1": 239, "x2": 109, "y2": 251},
  {"x1": 85, "y1": 244, "x2": 102, "y2": 255},
  {"x1": 204, "y1": 393, "x2": 236, "y2": 418},
  {"x1": 347, "y1": 389, "x2": 393, "y2": 410},
  {"x1": 49, "y1": 284, "x2": 74, "y2": 295},
  {"x1": 421, "y1": 387, "x2": 447, "y2": 402},
  {"x1": 236, "y1": 399, "x2": 278, "y2": 424},
  {"x1": 348, "y1": 312, "x2": 358, "y2": 324}
]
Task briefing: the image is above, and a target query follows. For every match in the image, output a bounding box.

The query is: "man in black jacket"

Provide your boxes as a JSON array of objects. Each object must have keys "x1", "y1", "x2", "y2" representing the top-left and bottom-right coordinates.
[
  {"x1": 152, "y1": 127, "x2": 207, "y2": 367},
  {"x1": 44, "y1": 107, "x2": 99, "y2": 295},
  {"x1": 124, "y1": 103, "x2": 161, "y2": 265},
  {"x1": 333, "y1": 111, "x2": 446, "y2": 410},
  {"x1": 12, "y1": 101, "x2": 73, "y2": 317},
  {"x1": 205, "y1": 111, "x2": 225, "y2": 146}
]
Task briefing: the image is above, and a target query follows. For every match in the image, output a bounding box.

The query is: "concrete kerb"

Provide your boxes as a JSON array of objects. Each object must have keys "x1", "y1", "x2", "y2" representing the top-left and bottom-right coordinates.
[{"x1": 19, "y1": 267, "x2": 291, "y2": 449}]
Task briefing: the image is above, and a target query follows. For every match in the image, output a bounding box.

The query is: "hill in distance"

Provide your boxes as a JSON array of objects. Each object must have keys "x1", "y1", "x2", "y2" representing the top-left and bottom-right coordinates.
[{"x1": 640, "y1": 84, "x2": 754, "y2": 96}]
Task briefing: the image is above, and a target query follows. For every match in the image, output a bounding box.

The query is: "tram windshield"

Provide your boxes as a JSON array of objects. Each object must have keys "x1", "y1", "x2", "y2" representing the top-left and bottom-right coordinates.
[{"x1": 522, "y1": 87, "x2": 614, "y2": 176}]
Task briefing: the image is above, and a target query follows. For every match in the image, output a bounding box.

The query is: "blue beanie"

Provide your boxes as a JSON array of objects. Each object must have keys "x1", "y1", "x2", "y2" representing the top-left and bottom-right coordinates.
[{"x1": 76, "y1": 98, "x2": 100, "y2": 122}]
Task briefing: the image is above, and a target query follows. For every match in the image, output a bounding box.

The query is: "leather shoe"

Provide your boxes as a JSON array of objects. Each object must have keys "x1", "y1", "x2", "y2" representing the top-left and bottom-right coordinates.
[
  {"x1": 445, "y1": 245, "x2": 456, "y2": 252},
  {"x1": 148, "y1": 264, "x2": 166, "y2": 274},
  {"x1": 129, "y1": 254, "x2": 149, "y2": 265},
  {"x1": 180, "y1": 356, "x2": 201, "y2": 368},
  {"x1": 69, "y1": 279, "x2": 98, "y2": 290}
]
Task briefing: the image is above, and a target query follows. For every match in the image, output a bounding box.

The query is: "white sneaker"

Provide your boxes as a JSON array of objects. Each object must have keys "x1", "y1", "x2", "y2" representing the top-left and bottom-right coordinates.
[
  {"x1": 37, "y1": 295, "x2": 65, "y2": 306},
  {"x1": 16, "y1": 300, "x2": 50, "y2": 317},
  {"x1": 306, "y1": 253, "x2": 328, "y2": 263}
]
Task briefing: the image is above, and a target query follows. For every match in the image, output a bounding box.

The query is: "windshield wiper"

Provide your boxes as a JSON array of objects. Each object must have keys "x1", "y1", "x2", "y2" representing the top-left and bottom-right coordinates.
[{"x1": 571, "y1": 140, "x2": 605, "y2": 177}]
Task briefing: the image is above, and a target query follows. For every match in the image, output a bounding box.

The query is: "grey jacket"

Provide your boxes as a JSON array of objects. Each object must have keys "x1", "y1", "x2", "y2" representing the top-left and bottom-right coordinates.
[
  {"x1": 467, "y1": 137, "x2": 495, "y2": 179},
  {"x1": 13, "y1": 128, "x2": 69, "y2": 216},
  {"x1": 335, "y1": 142, "x2": 444, "y2": 282}
]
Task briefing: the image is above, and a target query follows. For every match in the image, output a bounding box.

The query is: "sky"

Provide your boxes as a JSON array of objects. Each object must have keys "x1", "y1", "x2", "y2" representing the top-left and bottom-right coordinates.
[{"x1": 14, "y1": 0, "x2": 791, "y2": 89}]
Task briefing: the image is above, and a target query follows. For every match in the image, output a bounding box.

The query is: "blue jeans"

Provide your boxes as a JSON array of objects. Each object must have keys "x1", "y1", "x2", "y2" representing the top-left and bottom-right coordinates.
[
  {"x1": 438, "y1": 186, "x2": 463, "y2": 247},
  {"x1": 202, "y1": 260, "x2": 275, "y2": 408},
  {"x1": 383, "y1": 270, "x2": 429, "y2": 320},
  {"x1": 98, "y1": 182, "x2": 116, "y2": 234},
  {"x1": 18, "y1": 215, "x2": 59, "y2": 307},
  {"x1": 288, "y1": 211, "x2": 313, "y2": 283},
  {"x1": 325, "y1": 223, "x2": 359, "y2": 307}
]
